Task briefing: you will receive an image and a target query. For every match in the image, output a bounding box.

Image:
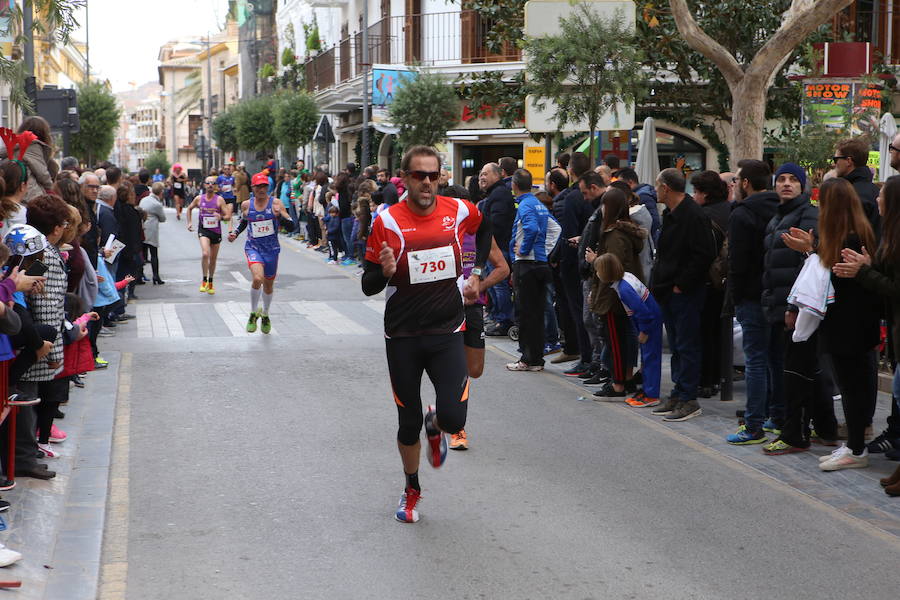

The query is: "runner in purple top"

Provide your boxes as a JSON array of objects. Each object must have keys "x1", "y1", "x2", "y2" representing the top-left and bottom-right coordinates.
[{"x1": 186, "y1": 176, "x2": 227, "y2": 295}]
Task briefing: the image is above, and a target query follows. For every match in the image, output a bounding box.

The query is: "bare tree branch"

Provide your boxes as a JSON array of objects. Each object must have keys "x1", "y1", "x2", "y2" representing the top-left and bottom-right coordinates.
[
  {"x1": 747, "y1": 0, "x2": 854, "y2": 84},
  {"x1": 668, "y1": 0, "x2": 744, "y2": 86}
]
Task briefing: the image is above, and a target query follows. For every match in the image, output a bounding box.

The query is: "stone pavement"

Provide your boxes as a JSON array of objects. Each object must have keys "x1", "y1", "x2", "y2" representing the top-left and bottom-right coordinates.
[{"x1": 0, "y1": 353, "x2": 120, "y2": 599}]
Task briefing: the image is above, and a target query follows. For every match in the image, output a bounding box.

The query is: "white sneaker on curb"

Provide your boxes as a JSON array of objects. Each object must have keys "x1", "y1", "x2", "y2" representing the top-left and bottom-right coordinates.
[
  {"x1": 818, "y1": 444, "x2": 851, "y2": 463},
  {"x1": 820, "y1": 447, "x2": 868, "y2": 471},
  {"x1": 38, "y1": 443, "x2": 59, "y2": 458},
  {"x1": 0, "y1": 544, "x2": 22, "y2": 567}
]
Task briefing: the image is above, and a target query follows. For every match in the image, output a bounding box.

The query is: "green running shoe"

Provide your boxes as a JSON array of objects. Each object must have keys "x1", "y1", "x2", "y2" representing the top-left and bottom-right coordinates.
[
  {"x1": 260, "y1": 314, "x2": 271, "y2": 334},
  {"x1": 246, "y1": 311, "x2": 259, "y2": 333}
]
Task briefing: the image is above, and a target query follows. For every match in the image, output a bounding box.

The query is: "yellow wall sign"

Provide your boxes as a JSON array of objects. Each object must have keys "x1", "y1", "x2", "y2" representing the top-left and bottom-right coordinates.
[{"x1": 525, "y1": 146, "x2": 546, "y2": 185}]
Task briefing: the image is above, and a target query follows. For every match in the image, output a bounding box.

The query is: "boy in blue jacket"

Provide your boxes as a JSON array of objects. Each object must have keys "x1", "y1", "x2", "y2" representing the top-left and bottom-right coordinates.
[{"x1": 596, "y1": 253, "x2": 663, "y2": 407}]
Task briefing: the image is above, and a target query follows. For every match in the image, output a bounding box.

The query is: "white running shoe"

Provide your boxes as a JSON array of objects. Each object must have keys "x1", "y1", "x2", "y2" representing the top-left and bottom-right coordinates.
[
  {"x1": 0, "y1": 544, "x2": 22, "y2": 567},
  {"x1": 38, "y1": 443, "x2": 59, "y2": 458},
  {"x1": 820, "y1": 447, "x2": 868, "y2": 471},
  {"x1": 818, "y1": 444, "x2": 851, "y2": 462}
]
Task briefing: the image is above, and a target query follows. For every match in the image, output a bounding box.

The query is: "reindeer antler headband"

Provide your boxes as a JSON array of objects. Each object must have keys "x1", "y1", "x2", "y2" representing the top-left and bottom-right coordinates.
[{"x1": 0, "y1": 128, "x2": 37, "y2": 182}]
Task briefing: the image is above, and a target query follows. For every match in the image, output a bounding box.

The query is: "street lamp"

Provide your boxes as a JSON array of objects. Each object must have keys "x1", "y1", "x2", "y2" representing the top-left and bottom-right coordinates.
[{"x1": 160, "y1": 90, "x2": 175, "y2": 169}]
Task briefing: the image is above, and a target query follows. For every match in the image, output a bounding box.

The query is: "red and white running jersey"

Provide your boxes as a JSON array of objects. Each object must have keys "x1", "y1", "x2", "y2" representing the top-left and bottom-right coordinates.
[{"x1": 366, "y1": 195, "x2": 483, "y2": 337}]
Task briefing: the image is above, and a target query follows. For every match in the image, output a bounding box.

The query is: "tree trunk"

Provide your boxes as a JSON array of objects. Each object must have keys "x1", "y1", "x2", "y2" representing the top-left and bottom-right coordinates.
[
  {"x1": 588, "y1": 126, "x2": 595, "y2": 165},
  {"x1": 728, "y1": 79, "x2": 768, "y2": 169}
]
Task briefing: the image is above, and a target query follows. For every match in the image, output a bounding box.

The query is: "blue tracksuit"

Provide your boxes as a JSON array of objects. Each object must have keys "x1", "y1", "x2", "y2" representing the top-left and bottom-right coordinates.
[
  {"x1": 612, "y1": 273, "x2": 663, "y2": 399},
  {"x1": 509, "y1": 192, "x2": 561, "y2": 262}
]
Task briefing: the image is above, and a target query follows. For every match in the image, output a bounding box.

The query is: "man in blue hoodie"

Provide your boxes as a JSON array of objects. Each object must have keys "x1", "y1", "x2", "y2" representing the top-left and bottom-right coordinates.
[{"x1": 506, "y1": 169, "x2": 562, "y2": 372}]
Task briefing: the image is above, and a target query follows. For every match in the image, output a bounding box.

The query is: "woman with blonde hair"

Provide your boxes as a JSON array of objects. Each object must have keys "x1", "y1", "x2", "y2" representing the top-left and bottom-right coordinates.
[{"x1": 783, "y1": 177, "x2": 879, "y2": 471}]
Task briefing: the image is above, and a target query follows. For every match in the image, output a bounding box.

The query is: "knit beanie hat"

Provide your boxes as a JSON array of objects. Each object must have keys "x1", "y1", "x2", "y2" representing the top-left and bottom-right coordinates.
[{"x1": 774, "y1": 162, "x2": 807, "y2": 191}]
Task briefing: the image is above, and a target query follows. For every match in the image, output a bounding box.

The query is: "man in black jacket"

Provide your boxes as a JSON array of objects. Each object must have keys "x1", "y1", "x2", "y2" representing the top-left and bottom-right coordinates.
[
  {"x1": 649, "y1": 169, "x2": 715, "y2": 422},
  {"x1": 555, "y1": 152, "x2": 596, "y2": 375},
  {"x1": 835, "y1": 137, "x2": 881, "y2": 237},
  {"x1": 759, "y1": 166, "x2": 838, "y2": 453},
  {"x1": 479, "y1": 162, "x2": 516, "y2": 335},
  {"x1": 725, "y1": 160, "x2": 779, "y2": 445},
  {"x1": 377, "y1": 168, "x2": 399, "y2": 206}
]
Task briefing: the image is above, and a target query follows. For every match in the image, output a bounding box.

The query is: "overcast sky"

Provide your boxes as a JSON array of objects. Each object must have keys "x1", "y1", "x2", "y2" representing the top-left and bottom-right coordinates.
[{"x1": 73, "y1": 0, "x2": 229, "y2": 93}]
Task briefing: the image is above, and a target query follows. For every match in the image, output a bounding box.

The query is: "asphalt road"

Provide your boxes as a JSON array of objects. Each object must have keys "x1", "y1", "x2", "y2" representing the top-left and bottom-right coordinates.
[{"x1": 101, "y1": 208, "x2": 900, "y2": 599}]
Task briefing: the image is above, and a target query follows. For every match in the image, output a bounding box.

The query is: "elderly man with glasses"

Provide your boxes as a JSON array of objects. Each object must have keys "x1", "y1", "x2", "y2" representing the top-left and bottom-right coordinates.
[{"x1": 78, "y1": 172, "x2": 102, "y2": 268}]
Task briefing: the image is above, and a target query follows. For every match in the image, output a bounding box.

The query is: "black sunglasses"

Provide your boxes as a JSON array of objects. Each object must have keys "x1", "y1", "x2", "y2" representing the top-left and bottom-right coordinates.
[
  {"x1": 408, "y1": 170, "x2": 440, "y2": 182},
  {"x1": 832, "y1": 155, "x2": 848, "y2": 162},
  {"x1": 890, "y1": 144, "x2": 900, "y2": 153}
]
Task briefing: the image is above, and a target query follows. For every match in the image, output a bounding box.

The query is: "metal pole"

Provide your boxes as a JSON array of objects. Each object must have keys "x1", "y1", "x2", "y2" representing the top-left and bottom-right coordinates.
[
  {"x1": 361, "y1": 0, "x2": 370, "y2": 168},
  {"x1": 205, "y1": 33, "x2": 212, "y2": 173}
]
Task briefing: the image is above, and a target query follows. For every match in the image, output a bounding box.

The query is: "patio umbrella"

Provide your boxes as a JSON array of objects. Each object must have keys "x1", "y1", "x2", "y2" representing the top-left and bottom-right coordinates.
[
  {"x1": 880, "y1": 112, "x2": 898, "y2": 182},
  {"x1": 635, "y1": 117, "x2": 660, "y2": 186}
]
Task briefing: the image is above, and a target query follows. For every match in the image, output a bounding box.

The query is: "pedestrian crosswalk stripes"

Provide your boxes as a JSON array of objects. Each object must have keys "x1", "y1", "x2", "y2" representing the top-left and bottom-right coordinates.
[
  {"x1": 133, "y1": 301, "x2": 377, "y2": 338},
  {"x1": 289, "y1": 301, "x2": 369, "y2": 335}
]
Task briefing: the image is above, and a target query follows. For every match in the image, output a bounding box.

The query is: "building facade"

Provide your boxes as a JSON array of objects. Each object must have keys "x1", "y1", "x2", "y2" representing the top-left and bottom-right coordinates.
[{"x1": 158, "y1": 42, "x2": 204, "y2": 176}]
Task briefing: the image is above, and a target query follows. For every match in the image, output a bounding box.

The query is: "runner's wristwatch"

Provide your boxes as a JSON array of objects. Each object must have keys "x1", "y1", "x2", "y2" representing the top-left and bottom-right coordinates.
[{"x1": 470, "y1": 267, "x2": 485, "y2": 280}]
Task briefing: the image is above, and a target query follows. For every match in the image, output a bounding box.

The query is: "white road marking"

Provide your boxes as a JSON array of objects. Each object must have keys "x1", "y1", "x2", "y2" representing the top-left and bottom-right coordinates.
[
  {"x1": 289, "y1": 301, "x2": 370, "y2": 335},
  {"x1": 230, "y1": 270, "x2": 251, "y2": 290},
  {"x1": 214, "y1": 302, "x2": 251, "y2": 337},
  {"x1": 136, "y1": 304, "x2": 184, "y2": 338},
  {"x1": 364, "y1": 299, "x2": 385, "y2": 315}
]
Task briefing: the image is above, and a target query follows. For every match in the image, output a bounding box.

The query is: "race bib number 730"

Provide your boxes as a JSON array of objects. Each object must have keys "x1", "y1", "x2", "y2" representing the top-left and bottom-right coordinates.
[{"x1": 408, "y1": 246, "x2": 456, "y2": 284}]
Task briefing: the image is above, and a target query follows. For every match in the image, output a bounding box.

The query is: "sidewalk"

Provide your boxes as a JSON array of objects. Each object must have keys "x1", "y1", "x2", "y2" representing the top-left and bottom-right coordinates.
[
  {"x1": 0, "y1": 353, "x2": 120, "y2": 599},
  {"x1": 490, "y1": 338, "x2": 900, "y2": 538}
]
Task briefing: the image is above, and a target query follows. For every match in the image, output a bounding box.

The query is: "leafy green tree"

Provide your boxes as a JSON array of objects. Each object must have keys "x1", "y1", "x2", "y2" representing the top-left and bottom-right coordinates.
[
  {"x1": 453, "y1": 0, "x2": 525, "y2": 55},
  {"x1": 389, "y1": 70, "x2": 460, "y2": 149},
  {"x1": 1, "y1": 0, "x2": 85, "y2": 110},
  {"x1": 143, "y1": 149, "x2": 170, "y2": 176},
  {"x1": 212, "y1": 107, "x2": 239, "y2": 155},
  {"x1": 70, "y1": 81, "x2": 119, "y2": 167},
  {"x1": 233, "y1": 95, "x2": 276, "y2": 153},
  {"x1": 524, "y1": 5, "x2": 646, "y2": 163},
  {"x1": 666, "y1": 0, "x2": 853, "y2": 166},
  {"x1": 272, "y1": 91, "x2": 318, "y2": 153}
]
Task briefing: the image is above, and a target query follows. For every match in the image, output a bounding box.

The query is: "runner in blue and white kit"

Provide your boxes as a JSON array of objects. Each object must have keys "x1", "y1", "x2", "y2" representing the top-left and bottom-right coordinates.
[
  {"x1": 228, "y1": 172, "x2": 289, "y2": 334},
  {"x1": 216, "y1": 164, "x2": 237, "y2": 233}
]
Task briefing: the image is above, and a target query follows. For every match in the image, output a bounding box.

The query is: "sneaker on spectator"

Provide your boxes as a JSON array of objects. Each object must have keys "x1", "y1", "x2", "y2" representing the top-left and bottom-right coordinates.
[
  {"x1": 582, "y1": 371, "x2": 610, "y2": 386},
  {"x1": 819, "y1": 445, "x2": 868, "y2": 471},
  {"x1": 0, "y1": 479, "x2": 15, "y2": 491},
  {"x1": 763, "y1": 439, "x2": 808, "y2": 455},
  {"x1": 326, "y1": 259, "x2": 337, "y2": 265},
  {"x1": 506, "y1": 361, "x2": 542, "y2": 372},
  {"x1": 72, "y1": 374, "x2": 85, "y2": 388},
  {"x1": 651, "y1": 396, "x2": 679, "y2": 416},
  {"x1": 48, "y1": 424, "x2": 67, "y2": 443},
  {"x1": 819, "y1": 444, "x2": 851, "y2": 463},
  {"x1": 0, "y1": 500, "x2": 8, "y2": 512},
  {"x1": 593, "y1": 383, "x2": 626, "y2": 401},
  {"x1": 94, "y1": 357, "x2": 109, "y2": 369},
  {"x1": 886, "y1": 447, "x2": 900, "y2": 461},
  {"x1": 0, "y1": 544, "x2": 22, "y2": 567},
  {"x1": 762, "y1": 419, "x2": 782, "y2": 436},
  {"x1": 563, "y1": 362, "x2": 590, "y2": 377},
  {"x1": 423, "y1": 405, "x2": 447, "y2": 468},
  {"x1": 98, "y1": 327, "x2": 115, "y2": 337},
  {"x1": 663, "y1": 400, "x2": 702, "y2": 422},
  {"x1": 395, "y1": 487, "x2": 421, "y2": 523},
  {"x1": 115, "y1": 313, "x2": 135, "y2": 321},
  {"x1": 625, "y1": 392, "x2": 660, "y2": 408},
  {"x1": 449, "y1": 429, "x2": 468, "y2": 451},
  {"x1": 340, "y1": 258, "x2": 356, "y2": 266},
  {"x1": 726, "y1": 425, "x2": 767, "y2": 445},
  {"x1": 550, "y1": 352, "x2": 579, "y2": 364},
  {"x1": 484, "y1": 323, "x2": 511, "y2": 337},
  {"x1": 38, "y1": 443, "x2": 59, "y2": 458},
  {"x1": 867, "y1": 432, "x2": 900, "y2": 454}
]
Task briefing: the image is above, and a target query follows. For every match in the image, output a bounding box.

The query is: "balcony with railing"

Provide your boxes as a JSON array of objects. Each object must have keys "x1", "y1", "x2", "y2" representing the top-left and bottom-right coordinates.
[
  {"x1": 305, "y1": 10, "x2": 522, "y2": 94},
  {"x1": 832, "y1": 4, "x2": 900, "y2": 64}
]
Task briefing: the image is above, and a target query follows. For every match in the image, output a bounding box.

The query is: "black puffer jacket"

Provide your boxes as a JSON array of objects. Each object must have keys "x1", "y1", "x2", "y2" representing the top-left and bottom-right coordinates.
[
  {"x1": 728, "y1": 191, "x2": 778, "y2": 304},
  {"x1": 760, "y1": 194, "x2": 818, "y2": 324},
  {"x1": 482, "y1": 180, "x2": 516, "y2": 254},
  {"x1": 842, "y1": 166, "x2": 881, "y2": 238}
]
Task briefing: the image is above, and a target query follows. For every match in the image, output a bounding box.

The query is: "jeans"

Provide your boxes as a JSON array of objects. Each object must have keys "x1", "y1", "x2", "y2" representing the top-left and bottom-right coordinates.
[
  {"x1": 287, "y1": 201, "x2": 301, "y2": 233},
  {"x1": 661, "y1": 287, "x2": 705, "y2": 403},
  {"x1": 561, "y1": 266, "x2": 592, "y2": 364},
  {"x1": 544, "y1": 283, "x2": 559, "y2": 346},
  {"x1": 341, "y1": 217, "x2": 354, "y2": 260},
  {"x1": 735, "y1": 301, "x2": 770, "y2": 433},
  {"x1": 582, "y1": 280, "x2": 605, "y2": 372},
  {"x1": 486, "y1": 252, "x2": 514, "y2": 325}
]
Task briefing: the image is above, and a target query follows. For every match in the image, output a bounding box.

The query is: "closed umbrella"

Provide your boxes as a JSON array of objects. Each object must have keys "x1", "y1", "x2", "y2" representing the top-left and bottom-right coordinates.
[
  {"x1": 879, "y1": 112, "x2": 898, "y2": 182},
  {"x1": 635, "y1": 117, "x2": 660, "y2": 186}
]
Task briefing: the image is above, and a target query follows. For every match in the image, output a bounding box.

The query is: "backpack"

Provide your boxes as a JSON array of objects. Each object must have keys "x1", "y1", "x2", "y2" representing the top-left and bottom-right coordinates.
[{"x1": 708, "y1": 220, "x2": 728, "y2": 290}]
